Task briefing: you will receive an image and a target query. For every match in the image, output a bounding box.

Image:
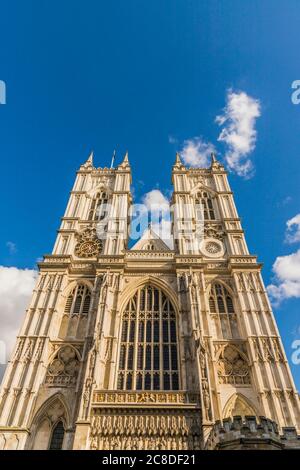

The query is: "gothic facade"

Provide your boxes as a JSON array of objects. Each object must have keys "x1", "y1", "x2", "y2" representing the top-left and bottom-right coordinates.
[{"x1": 0, "y1": 152, "x2": 299, "y2": 450}]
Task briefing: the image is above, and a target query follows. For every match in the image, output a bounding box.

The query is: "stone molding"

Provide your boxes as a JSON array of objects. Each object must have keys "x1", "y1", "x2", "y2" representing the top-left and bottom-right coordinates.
[{"x1": 92, "y1": 391, "x2": 200, "y2": 408}]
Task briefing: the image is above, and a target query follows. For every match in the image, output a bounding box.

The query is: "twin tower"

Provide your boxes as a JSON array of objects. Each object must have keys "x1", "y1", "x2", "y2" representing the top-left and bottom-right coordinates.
[{"x1": 0, "y1": 152, "x2": 299, "y2": 450}]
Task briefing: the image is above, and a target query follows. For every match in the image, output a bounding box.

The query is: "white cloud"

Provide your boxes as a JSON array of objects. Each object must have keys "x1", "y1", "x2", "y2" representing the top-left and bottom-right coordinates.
[
  {"x1": 6, "y1": 241, "x2": 17, "y2": 254},
  {"x1": 267, "y1": 249, "x2": 300, "y2": 305},
  {"x1": 0, "y1": 266, "x2": 37, "y2": 364},
  {"x1": 142, "y1": 189, "x2": 170, "y2": 214},
  {"x1": 285, "y1": 213, "x2": 300, "y2": 244},
  {"x1": 180, "y1": 137, "x2": 216, "y2": 168},
  {"x1": 216, "y1": 89, "x2": 261, "y2": 177},
  {"x1": 140, "y1": 190, "x2": 173, "y2": 248}
]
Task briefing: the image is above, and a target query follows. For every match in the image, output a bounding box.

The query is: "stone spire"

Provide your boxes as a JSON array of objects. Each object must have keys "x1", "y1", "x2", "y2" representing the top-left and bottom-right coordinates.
[
  {"x1": 175, "y1": 152, "x2": 182, "y2": 165},
  {"x1": 118, "y1": 151, "x2": 130, "y2": 169},
  {"x1": 173, "y1": 152, "x2": 185, "y2": 169},
  {"x1": 210, "y1": 152, "x2": 223, "y2": 170},
  {"x1": 123, "y1": 151, "x2": 129, "y2": 163},
  {"x1": 80, "y1": 151, "x2": 94, "y2": 169}
]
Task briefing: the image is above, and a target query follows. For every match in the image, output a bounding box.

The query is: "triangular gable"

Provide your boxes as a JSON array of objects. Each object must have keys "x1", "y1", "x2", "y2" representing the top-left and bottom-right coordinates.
[{"x1": 130, "y1": 227, "x2": 171, "y2": 252}]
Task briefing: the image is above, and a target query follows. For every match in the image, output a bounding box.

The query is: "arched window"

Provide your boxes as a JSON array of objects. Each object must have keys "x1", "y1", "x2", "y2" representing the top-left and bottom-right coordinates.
[
  {"x1": 143, "y1": 243, "x2": 155, "y2": 251},
  {"x1": 88, "y1": 192, "x2": 109, "y2": 221},
  {"x1": 49, "y1": 421, "x2": 65, "y2": 450},
  {"x1": 223, "y1": 394, "x2": 256, "y2": 419},
  {"x1": 64, "y1": 284, "x2": 91, "y2": 316},
  {"x1": 59, "y1": 284, "x2": 91, "y2": 339},
  {"x1": 117, "y1": 286, "x2": 180, "y2": 391},
  {"x1": 195, "y1": 191, "x2": 215, "y2": 220},
  {"x1": 208, "y1": 283, "x2": 239, "y2": 339}
]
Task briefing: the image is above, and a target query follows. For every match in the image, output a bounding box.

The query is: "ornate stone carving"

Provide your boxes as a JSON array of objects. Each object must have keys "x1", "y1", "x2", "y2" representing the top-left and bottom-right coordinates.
[
  {"x1": 92, "y1": 391, "x2": 199, "y2": 405},
  {"x1": 229, "y1": 256, "x2": 257, "y2": 264},
  {"x1": 34, "y1": 338, "x2": 45, "y2": 361},
  {"x1": 272, "y1": 338, "x2": 284, "y2": 362},
  {"x1": 217, "y1": 345, "x2": 251, "y2": 385},
  {"x1": 254, "y1": 272, "x2": 263, "y2": 292},
  {"x1": 89, "y1": 410, "x2": 201, "y2": 450},
  {"x1": 13, "y1": 339, "x2": 25, "y2": 361},
  {"x1": 198, "y1": 347, "x2": 212, "y2": 421},
  {"x1": 75, "y1": 227, "x2": 103, "y2": 258},
  {"x1": 126, "y1": 251, "x2": 174, "y2": 259},
  {"x1": 45, "y1": 345, "x2": 80, "y2": 386},
  {"x1": 23, "y1": 340, "x2": 34, "y2": 362},
  {"x1": 252, "y1": 338, "x2": 264, "y2": 362},
  {"x1": 237, "y1": 273, "x2": 246, "y2": 291},
  {"x1": 245, "y1": 273, "x2": 256, "y2": 292},
  {"x1": 103, "y1": 336, "x2": 114, "y2": 364},
  {"x1": 42, "y1": 256, "x2": 71, "y2": 264},
  {"x1": 204, "y1": 223, "x2": 225, "y2": 241},
  {"x1": 261, "y1": 338, "x2": 274, "y2": 362}
]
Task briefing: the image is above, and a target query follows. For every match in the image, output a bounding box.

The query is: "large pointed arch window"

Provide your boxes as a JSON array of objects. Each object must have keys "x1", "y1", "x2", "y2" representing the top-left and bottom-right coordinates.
[
  {"x1": 195, "y1": 191, "x2": 215, "y2": 221},
  {"x1": 59, "y1": 284, "x2": 91, "y2": 339},
  {"x1": 209, "y1": 283, "x2": 239, "y2": 339},
  {"x1": 117, "y1": 286, "x2": 180, "y2": 391},
  {"x1": 88, "y1": 192, "x2": 109, "y2": 221},
  {"x1": 64, "y1": 284, "x2": 91, "y2": 316}
]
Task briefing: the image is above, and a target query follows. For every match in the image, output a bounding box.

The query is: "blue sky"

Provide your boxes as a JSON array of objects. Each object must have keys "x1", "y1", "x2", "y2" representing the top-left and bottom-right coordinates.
[{"x1": 0, "y1": 1, "x2": 300, "y2": 387}]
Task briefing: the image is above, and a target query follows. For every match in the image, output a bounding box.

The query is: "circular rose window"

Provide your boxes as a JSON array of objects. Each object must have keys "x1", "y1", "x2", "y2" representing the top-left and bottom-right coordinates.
[
  {"x1": 200, "y1": 238, "x2": 225, "y2": 258},
  {"x1": 206, "y1": 241, "x2": 221, "y2": 254}
]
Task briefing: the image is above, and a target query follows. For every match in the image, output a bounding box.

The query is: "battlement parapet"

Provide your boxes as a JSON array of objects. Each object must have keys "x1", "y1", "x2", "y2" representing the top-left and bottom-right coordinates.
[{"x1": 205, "y1": 416, "x2": 300, "y2": 450}]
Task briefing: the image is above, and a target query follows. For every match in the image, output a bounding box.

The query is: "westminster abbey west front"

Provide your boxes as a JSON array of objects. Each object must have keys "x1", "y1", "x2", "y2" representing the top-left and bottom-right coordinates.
[{"x1": 0, "y1": 151, "x2": 299, "y2": 451}]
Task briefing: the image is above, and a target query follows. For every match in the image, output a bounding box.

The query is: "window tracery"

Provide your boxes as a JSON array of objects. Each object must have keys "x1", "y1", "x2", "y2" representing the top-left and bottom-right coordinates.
[
  {"x1": 195, "y1": 191, "x2": 215, "y2": 221},
  {"x1": 88, "y1": 192, "x2": 109, "y2": 221},
  {"x1": 217, "y1": 345, "x2": 251, "y2": 385},
  {"x1": 59, "y1": 284, "x2": 91, "y2": 339},
  {"x1": 117, "y1": 286, "x2": 180, "y2": 391},
  {"x1": 208, "y1": 283, "x2": 239, "y2": 339},
  {"x1": 45, "y1": 345, "x2": 80, "y2": 386}
]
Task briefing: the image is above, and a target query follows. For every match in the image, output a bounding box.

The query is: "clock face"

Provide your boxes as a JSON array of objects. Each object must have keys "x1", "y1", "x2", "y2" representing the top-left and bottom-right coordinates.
[{"x1": 75, "y1": 239, "x2": 103, "y2": 257}]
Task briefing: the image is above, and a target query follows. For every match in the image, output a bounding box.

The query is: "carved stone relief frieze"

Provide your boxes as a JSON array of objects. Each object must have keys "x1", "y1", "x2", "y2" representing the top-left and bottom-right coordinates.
[{"x1": 89, "y1": 410, "x2": 201, "y2": 450}]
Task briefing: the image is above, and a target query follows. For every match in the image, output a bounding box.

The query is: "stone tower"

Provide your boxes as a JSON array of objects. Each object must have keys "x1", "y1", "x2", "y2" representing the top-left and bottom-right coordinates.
[{"x1": 0, "y1": 152, "x2": 299, "y2": 450}]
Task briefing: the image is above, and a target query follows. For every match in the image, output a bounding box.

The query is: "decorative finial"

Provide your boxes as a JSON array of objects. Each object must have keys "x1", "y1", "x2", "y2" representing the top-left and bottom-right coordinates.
[
  {"x1": 81, "y1": 150, "x2": 94, "y2": 169},
  {"x1": 210, "y1": 152, "x2": 223, "y2": 170},
  {"x1": 175, "y1": 152, "x2": 182, "y2": 165},
  {"x1": 117, "y1": 150, "x2": 130, "y2": 169},
  {"x1": 211, "y1": 152, "x2": 217, "y2": 164},
  {"x1": 123, "y1": 151, "x2": 129, "y2": 163},
  {"x1": 111, "y1": 149, "x2": 116, "y2": 168},
  {"x1": 88, "y1": 150, "x2": 94, "y2": 163}
]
